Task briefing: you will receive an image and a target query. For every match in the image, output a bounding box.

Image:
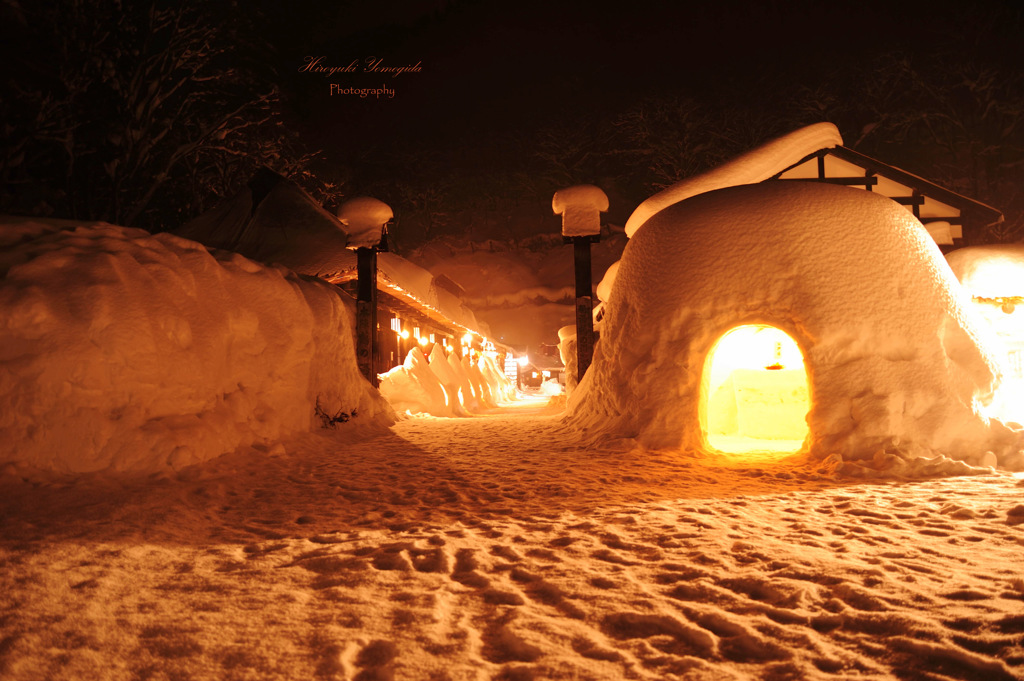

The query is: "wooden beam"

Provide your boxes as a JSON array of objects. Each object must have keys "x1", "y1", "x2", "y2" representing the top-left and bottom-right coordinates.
[
  {"x1": 355, "y1": 247, "x2": 378, "y2": 387},
  {"x1": 778, "y1": 176, "x2": 879, "y2": 187},
  {"x1": 570, "y1": 236, "x2": 598, "y2": 382}
]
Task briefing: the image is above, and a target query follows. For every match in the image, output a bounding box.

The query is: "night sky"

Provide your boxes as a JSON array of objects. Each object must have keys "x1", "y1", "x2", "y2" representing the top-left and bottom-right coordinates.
[
  {"x1": 1, "y1": 0, "x2": 1021, "y2": 240},
  {"x1": 259, "y1": 0, "x2": 1020, "y2": 174}
]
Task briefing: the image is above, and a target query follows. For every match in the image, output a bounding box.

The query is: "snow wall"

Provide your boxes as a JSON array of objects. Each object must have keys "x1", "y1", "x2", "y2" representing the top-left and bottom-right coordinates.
[
  {"x1": 567, "y1": 182, "x2": 1021, "y2": 466},
  {"x1": 0, "y1": 219, "x2": 394, "y2": 474}
]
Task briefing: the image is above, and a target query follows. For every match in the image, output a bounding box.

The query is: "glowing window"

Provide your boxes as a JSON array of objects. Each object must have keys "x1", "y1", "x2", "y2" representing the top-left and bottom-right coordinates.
[{"x1": 702, "y1": 325, "x2": 810, "y2": 454}]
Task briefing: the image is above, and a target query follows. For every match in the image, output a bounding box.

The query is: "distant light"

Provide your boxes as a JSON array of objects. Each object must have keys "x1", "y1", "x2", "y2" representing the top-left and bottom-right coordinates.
[
  {"x1": 462, "y1": 333, "x2": 474, "y2": 344},
  {"x1": 418, "y1": 336, "x2": 429, "y2": 346},
  {"x1": 542, "y1": 370, "x2": 551, "y2": 378},
  {"x1": 517, "y1": 356, "x2": 529, "y2": 367},
  {"x1": 400, "y1": 329, "x2": 410, "y2": 340}
]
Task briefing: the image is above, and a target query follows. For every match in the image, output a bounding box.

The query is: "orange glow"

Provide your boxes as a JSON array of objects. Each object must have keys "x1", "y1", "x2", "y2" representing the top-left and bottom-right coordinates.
[
  {"x1": 702, "y1": 325, "x2": 809, "y2": 454},
  {"x1": 400, "y1": 329, "x2": 410, "y2": 340}
]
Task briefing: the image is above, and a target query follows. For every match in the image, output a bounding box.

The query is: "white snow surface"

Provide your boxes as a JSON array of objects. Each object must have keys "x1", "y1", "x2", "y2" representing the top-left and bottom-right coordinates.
[
  {"x1": 337, "y1": 196, "x2": 394, "y2": 249},
  {"x1": 2, "y1": 402, "x2": 1024, "y2": 680},
  {"x1": 552, "y1": 184, "x2": 609, "y2": 238},
  {"x1": 568, "y1": 182, "x2": 1024, "y2": 468},
  {"x1": 0, "y1": 218, "x2": 393, "y2": 473},
  {"x1": 624, "y1": 122, "x2": 843, "y2": 237},
  {"x1": 946, "y1": 244, "x2": 1024, "y2": 300}
]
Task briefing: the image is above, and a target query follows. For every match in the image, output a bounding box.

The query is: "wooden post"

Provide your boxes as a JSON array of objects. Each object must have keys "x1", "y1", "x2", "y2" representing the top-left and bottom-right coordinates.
[
  {"x1": 356, "y1": 246, "x2": 378, "y2": 386},
  {"x1": 339, "y1": 196, "x2": 392, "y2": 388},
  {"x1": 552, "y1": 184, "x2": 608, "y2": 386},
  {"x1": 572, "y1": 236, "x2": 597, "y2": 381}
]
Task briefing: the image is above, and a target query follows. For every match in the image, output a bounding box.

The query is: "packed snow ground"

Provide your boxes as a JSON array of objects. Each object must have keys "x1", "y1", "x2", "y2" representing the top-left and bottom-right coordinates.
[{"x1": 2, "y1": 397, "x2": 1023, "y2": 681}]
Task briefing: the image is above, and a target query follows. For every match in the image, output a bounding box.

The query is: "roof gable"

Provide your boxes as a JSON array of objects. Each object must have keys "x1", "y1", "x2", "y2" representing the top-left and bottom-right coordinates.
[{"x1": 773, "y1": 146, "x2": 1003, "y2": 245}]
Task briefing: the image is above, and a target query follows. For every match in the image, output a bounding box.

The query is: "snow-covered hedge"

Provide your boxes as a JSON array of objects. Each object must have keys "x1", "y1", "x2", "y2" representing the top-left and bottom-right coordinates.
[{"x1": 0, "y1": 219, "x2": 393, "y2": 473}]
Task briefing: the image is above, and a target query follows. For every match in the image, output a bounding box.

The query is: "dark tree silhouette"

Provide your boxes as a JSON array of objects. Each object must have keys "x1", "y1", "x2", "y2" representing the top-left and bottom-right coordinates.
[{"x1": 0, "y1": 0, "x2": 344, "y2": 231}]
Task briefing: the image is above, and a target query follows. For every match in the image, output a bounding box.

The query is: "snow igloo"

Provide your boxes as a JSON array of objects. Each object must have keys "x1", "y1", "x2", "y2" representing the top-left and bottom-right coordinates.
[{"x1": 568, "y1": 180, "x2": 1020, "y2": 466}]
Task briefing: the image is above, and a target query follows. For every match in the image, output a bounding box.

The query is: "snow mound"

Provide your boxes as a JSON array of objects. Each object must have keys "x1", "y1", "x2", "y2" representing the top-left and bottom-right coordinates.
[
  {"x1": 0, "y1": 220, "x2": 393, "y2": 473},
  {"x1": 568, "y1": 182, "x2": 1022, "y2": 468},
  {"x1": 552, "y1": 184, "x2": 609, "y2": 238},
  {"x1": 378, "y1": 346, "x2": 515, "y2": 417},
  {"x1": 624, "y1": 122, "x2": 843, "y2": 237},
  {"x1": 379, "y1": 346, "x2": 451, "y2": 417}
]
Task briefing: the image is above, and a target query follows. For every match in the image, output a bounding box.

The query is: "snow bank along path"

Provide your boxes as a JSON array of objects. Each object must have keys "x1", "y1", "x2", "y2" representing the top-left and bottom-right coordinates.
[
  {"x1": 0, "y1": 219, "x2": 393, "y2": 473},
  {"x1": 2, "y1": 402, "x2": 1023, "y2": 680}
]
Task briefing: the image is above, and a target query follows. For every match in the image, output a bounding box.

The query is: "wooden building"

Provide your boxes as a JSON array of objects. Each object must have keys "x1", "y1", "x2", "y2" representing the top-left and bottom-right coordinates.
[
  {"x1": 176, "y1": 168, "x2": 511, "y2": 380},
  {"x1": 772, "y1": 146, "x2": 1004, "y2": 251}
]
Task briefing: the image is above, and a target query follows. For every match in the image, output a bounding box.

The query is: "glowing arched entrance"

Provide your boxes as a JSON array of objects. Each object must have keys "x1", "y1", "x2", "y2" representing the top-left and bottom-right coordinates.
[{"x1": 702, "y1": 325, "x2": 810, "y2": 454}]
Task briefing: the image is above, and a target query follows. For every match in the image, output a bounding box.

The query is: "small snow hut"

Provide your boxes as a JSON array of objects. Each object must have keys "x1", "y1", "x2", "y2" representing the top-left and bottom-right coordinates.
[{"x1": 569, "y1": 125, "x2": 1018, "y2": 465}]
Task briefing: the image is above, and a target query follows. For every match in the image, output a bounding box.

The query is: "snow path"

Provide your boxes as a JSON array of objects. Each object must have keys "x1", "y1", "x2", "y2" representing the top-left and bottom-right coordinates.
[{"x1": 2, "y1": 402, "x2": 1023, "y2": 680}]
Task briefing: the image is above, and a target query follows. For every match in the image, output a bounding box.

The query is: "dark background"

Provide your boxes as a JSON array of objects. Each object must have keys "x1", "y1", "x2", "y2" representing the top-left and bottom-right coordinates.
[{"x1": 2, "y1": 0, "x2": 1022, "y2": 251}]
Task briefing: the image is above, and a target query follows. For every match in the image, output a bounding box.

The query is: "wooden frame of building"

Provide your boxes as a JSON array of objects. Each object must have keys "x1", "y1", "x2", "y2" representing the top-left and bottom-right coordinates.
[
  {"x1": 335, "y1": 275, "x2": 512, "y2": 381},
  {"x1": 771, "y1": 146, "x2": 1004, "y2": 251}
]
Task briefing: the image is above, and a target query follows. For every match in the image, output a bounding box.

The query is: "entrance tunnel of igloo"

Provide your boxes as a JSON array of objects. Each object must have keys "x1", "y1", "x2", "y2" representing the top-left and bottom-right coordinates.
[
  {"x1": 567, "y1": 181, "x2": 1020, "y2": 466},
  {"x1": 703, "y1": 325, "x2": 810, "y2": 454}
]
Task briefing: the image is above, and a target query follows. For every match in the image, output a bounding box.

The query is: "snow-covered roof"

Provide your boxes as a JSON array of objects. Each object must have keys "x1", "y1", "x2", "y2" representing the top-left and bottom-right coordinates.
[
  {"x1": 624, "y1": 122, "x2": 843, "y2": 236},
  {"x1": 775, "y1": 145, "x2": 1004, "y2": 244},
  {"x1": 174, "y1": 169, "x2": 491, "y2": 340}
]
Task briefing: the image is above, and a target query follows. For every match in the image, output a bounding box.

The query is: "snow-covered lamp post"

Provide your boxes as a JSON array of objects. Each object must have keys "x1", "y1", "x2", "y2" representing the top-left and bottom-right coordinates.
[
  {"x1": 553, "y1": 185, "x2": 607, "y2": 383},
  {"x1": 339, "y1": 197, "x2": 393, "y2": 387}
]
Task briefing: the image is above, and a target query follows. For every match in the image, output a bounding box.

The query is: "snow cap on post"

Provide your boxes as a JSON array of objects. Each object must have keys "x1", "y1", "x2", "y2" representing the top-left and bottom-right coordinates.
[
  {"x1": 552, "y1": 185, "x2": 608, "y2": 238},
  {"x1": 338, "y1": 196, "x2": 393, "y2": 249}
]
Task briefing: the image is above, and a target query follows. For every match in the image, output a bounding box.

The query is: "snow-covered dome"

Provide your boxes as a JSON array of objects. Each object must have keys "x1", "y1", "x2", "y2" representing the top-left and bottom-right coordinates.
[{"x1": 568, "y1": 181, "x2": 1018, "y2": 465}]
